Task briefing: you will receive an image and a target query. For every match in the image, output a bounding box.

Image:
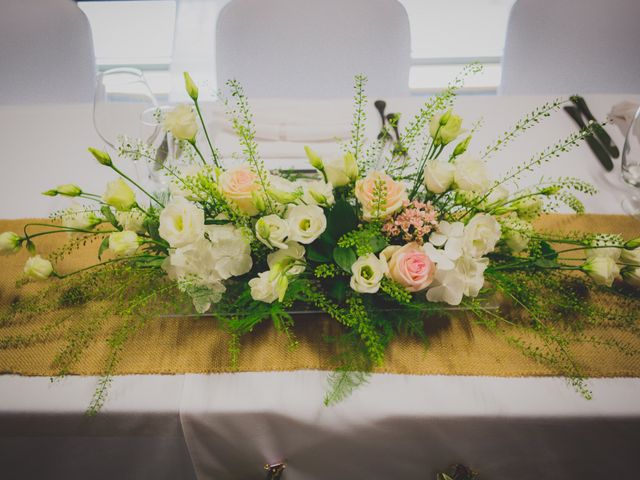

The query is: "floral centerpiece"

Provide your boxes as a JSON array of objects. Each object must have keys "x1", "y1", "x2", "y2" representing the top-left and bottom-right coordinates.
[{"x1": 2, "y1": 68, "x2": 639, "y2": 411}]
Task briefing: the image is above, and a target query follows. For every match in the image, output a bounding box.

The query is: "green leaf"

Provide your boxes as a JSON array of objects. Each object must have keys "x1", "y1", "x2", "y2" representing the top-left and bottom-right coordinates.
[
  {"x1": 368, "y1": 234, "x2": 388, "y2": 253},
  {"x1": 25, "y1": 240, "x2": 36, "y2": 254},
  {"x1": 325, "y1": 199, "x2": 358, "y2": 241},
  {"x1": 333, "y1": 246, "x2": 357, "y2": 273},
  {"x1": 534, "y1": 258, "x2": 557, "y2": 268},
  {"x1": 100, "y1": 206, "x2": 121, "y2": 230},
  {"x1": 539, "y1": 240, "x2": 558, "y2": 260},
  {"x1": 144, "y1": 218, "x2": 162, "y2": 243},
  {"x1": 98, "y1": 236, "x2": 110, "y2": 260}
]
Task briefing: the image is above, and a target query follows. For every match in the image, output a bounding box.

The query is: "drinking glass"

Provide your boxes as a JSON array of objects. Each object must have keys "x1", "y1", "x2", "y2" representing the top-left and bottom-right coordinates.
[
  {"x1": 621, "y1": 105, "x2": 640, "y2": 219},
  {"x1": 93, "y1": 68, "x2": 158, "y2": 179}
]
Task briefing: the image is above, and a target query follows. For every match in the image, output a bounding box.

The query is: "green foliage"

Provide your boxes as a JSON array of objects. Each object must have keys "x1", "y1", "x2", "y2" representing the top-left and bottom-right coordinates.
[
  {"x1": 380, "y1": 277, "x2": 412, "y2": 304},
  {"x1": 324, "y1": 369, "x2": 371, "y2": 406},
  {"x1": 333, "y1": 246, "x2": 357, "y2": 273},
  {"x1": 337, "y1": 222, "x2": 387, "y2": 257},
  {"x1": 349, "y1": 74, "x2": 368, "y2": 167}
]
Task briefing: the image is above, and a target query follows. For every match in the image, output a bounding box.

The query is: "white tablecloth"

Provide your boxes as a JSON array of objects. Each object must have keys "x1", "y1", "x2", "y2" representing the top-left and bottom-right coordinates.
[{"x1": 1, "y1": 95, "x2": 639, "y2": 479}]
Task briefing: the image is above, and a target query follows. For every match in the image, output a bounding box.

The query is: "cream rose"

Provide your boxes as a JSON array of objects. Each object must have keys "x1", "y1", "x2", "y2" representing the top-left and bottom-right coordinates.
[
  {"x1": 256, "y1": 214, "x2": 290, "y2": 250},
  {"x1": 163, "y1": 104, "x2": 197, "y2": 141},
  {"x1": 423, "y1": 161, "x2": 454, "y2": 194},
  {"x1": 103, "y1": 178, "x2": 136, "y2": 212},
  {"x1": 350, "y1": 253, "x2": 388, "y2": 294},
  {"x1": 159, "y1": 196, "x2": 205, "y2": 248},
  {"x1": 286, "y1": 204, "x2": 327, "y2": 244},
  {"x1": 383, "y1": 242, "x2": 435, "y2": 292},
  {"x1": 0, "y1": 231, "x2": 22, "y2": 255},
  {"x1": 453, "y1": 154, "x2": 490, "y2": 193},
  {"x1": 218, "y1": 164, "x2": 261, "y2": 215},
  {"x1": 324, "y1": 152, "x2": 358, "y2": 187},
  {"x1": 463, "y1": 214, "x2": 501, "y2": 258},
  {"x1": 23, "y1": 255, "x2": 53, "y2": 280},
  {"x1": 355, "y1": 171, "x2": 408, "y2": 221},
  {"x1": 582, "y1": 256, "x2": 620, "y2": 287},
  {"x1": 108, "y1": 231, "x2": 140, "y2": 257}
]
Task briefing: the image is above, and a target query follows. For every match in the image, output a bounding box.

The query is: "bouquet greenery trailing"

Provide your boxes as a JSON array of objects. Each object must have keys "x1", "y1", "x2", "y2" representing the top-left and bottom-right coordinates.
[{"x1": 1, "y1": 68, "x2": 639, "y2": 412}]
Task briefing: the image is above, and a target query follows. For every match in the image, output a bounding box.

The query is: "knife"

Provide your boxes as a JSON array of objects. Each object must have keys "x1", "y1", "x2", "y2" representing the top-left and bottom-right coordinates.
[
  {"x1": 570, "y1": 95, "x2": 620, "y2": 158},
  {"x1": 374, "y1": 100, "x2": 391, "y2": 141},
  {"x1": 564, "y1": 106, "x2": 614, "y2": 171}
]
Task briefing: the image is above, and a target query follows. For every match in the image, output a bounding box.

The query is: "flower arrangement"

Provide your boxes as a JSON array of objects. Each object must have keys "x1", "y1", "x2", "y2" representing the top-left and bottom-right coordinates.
[{"x1": 2, "y1": 68, "x2": 639, "y2": 410}]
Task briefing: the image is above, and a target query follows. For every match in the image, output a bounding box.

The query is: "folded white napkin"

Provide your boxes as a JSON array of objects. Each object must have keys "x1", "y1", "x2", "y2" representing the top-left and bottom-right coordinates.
[
  {"x1": 608, "y1": 100, "x2": 640, "y2": 139},
  {"x1": 207, "y1": 99, "x2": 353, "y2": 143}
]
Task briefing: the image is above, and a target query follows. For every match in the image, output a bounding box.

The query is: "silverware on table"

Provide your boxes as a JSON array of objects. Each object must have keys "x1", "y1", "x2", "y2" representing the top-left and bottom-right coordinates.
[
  {"x1": 571, "y1": 95, "x2": 620, "y2": 158},
  {"x1": 564, "y1": 105, "x2": 614, "y2": 172}
]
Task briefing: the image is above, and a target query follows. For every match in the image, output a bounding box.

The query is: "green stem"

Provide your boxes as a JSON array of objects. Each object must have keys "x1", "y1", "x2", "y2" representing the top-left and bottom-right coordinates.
[
  {"x1": 194, "y1": 101, "x2": 221, "y2": 168},
  {"x1": 110, "y1": 164, "x2": 164, "y2": 208},
  {"x1": 54, "y1": 254, "x2": 161, "y2": 279},
  {"x1": 189, "y1": 140, "x2": 209, "y2": 167}
]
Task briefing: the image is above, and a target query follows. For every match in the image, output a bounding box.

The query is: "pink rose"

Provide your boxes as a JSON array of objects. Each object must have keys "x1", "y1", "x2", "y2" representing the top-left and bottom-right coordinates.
[
  {"x1": 355, "y1": 171, "x2": 408, "y2": 221},
  {"x1": 383, "y1": 242, "x2": 435, "y2": 292},
  {"x1": 218, "y1": 164, "x2": 261, "y2": 215}
]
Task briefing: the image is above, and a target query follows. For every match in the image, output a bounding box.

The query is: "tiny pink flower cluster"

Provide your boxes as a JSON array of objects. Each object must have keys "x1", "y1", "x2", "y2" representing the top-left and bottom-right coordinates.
[{"x1": 382, "y1": 200, "x2": 439, "y2": 244}]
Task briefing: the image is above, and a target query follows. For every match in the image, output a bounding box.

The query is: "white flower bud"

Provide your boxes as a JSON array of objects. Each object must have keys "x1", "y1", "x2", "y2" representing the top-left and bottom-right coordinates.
[
  {"x1": 423, "y1": 160, "x2": 454, "y2": 193},
  {"x1": 0, "y1": 231, "x2": 22, "y2": 256},
  {"x1": 103, "y1": 178, "x2": 136, "y2": 212},
  {"x1": 108, "y1": 231, "x2": 140, "y2": 257},
  {"x1": 24, "y1": 255, "x2": 53, "y2": 280}
]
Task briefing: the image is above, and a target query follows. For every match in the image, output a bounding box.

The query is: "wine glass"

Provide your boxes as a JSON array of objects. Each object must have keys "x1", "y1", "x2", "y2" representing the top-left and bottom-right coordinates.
[
  {"x1": 93, "y1": 68, "x2": 158, "y2": 179},
  {"x1": 621, "y1": 105, "x2": 640, "y2": 219}
]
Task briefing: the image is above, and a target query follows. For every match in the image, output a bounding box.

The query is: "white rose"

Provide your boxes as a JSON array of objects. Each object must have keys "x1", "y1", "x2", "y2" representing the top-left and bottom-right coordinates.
[
  {"x1": 115, "y1": 210, "x2": 146, "y2": 233},
  {"x1": 267, "y1": 241, "x2": 306, "y2": 275},
  {"x1": 622, "y1": 267, "x2": 640, "y2": 287},
  {"x1": 350, "y1": 253, "x2": 388, "y2": 294},
  {"x1": 622, "y1": 247, "x2": 640, "y2": 267},
  {"x1": 249, "y1": 271, "x2": 280, "y2": 304},
  {"x1": 256, "y1": 214, "x2": 290, "y2": 249},
  {"x1": 62, "y1": 205, "x2": 101, "y2": 231},
  {"x1": 163, "y1": 104, "x2": 197, "y2": 141},
  {"x1": 463, "y1": 214, "x2": 501, "y2": 258},
  {"x1": 286, "y1": 204, "x2": 327, "y2": 244},
  {"x1": 582, "y1": 256, "x2": 620, "y2": 287},
  {"x1": 108, "y1": 231, "x2": 140, "y2": 257},
  {"x1": 0, "y1": 231, "x2": 22, "y2": 256},
  {"x1": 204, "y1": 224, "x2": 253, "y2": 278},
  {"x1": 423, "y1": 160, "x2": 454, "y2": 194},
  {"x1": 324, "y1": 152, "x2": 358, "y2": 187},
  {"x1": 103, "y1": 178, "x2": 136, "y2": 212},
  {"x1": 298, "y1": 179, "x2": 335, "y2": 207},
  {"x1": 454, "y1": 154, "x2": 490, "y2": 192},
  {"x1": 23, "y1": 255, "x2": 53, "y2": 280},
  {"x1": 159, "y1": 196, "x2": 205, "y2": 248}
]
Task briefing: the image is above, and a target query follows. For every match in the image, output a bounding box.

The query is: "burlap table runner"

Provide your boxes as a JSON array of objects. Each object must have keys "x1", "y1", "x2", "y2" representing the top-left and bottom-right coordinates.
[{"x1": 0, "y1": 214, "x2": 638, "y2": 377}]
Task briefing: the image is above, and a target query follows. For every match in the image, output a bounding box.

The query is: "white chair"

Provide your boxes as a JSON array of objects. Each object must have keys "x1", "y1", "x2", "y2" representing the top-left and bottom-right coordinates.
[
  {"x1": 500, "y1": 0, "x2": 640, "y2": 95},
  {"x1": 216, "y1": 0, "x2": 411, "y2": 98},
  {"x1": 0, "y1": 0, "x2": 96, "y2": 104}
]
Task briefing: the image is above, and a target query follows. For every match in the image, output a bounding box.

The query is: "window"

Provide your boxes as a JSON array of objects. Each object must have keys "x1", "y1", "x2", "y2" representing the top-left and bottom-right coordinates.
[{"x1": 79, "y1": 0, "x2": 515, "y2": 96}]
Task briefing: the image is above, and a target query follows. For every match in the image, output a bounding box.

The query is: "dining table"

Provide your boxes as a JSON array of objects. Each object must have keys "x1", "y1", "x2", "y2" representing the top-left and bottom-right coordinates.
[{"x1": 0, "y1": 94, "x2": 639, "y2": 480}]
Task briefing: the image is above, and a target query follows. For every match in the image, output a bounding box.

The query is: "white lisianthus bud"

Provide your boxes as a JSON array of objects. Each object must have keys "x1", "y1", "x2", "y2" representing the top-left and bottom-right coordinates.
[
  {"x1": 62, "y1": 205, "x2": 101, "y2": 230},
  {"x1": 163, "y1": 104, "x2": 198, "y2": 141},
  {"x1": 88, "y1": 147, "x2": 112, "y2": 166},
  {"x1": 622, "y1": 267, "x2": 640, "y2": 287},
  {"x1": 463, "y1": 214, "x2": 501, "y2": 258},
  {"x1": 304, "y1": 146, "x2": 325, "y2": 171},
  {"x1": 429, "y1": 110, "x2": 464, "y2": 145},
  {"x1": 24, "y1": 255, "x2": 53, "y2": 280},
  {"x1": 267, "y1": 241, "x2": 306, "y2": 275},
  {"x1": 116, "y1": 210, "x2": 146, "y2": 233},
  {"x1": 55, "y1": 184, "x2": 83, "y2": 197},
  {"x1": 249, "y1": 271, "x2": 280, "y2": 303},
  {"x1": 452, "y1": 135, "x2": 472, "y2": 157},
  {"x1": 183, "y1": 72, "x2": 199, "y2": 101},
  {"x1": 103, "y1": 178, "x2": 136, "y2": 212},
  {"x1": 159, "y1": 196, "x2": 205, "y2": 248},
  {"x1": 268, "y1": 188, "x2": 298, "y2": 205},
  {"x1": 0, "y1": 231, "x2": 22, "y2": 255},
  {"x1": 513, "y1": 195, "x2": 544, "y2": 221},
  {"x1": 108, "y1": 231, "x2": 140, "y2": 257},
  {"x1": 350, "y1": 253, "x2": 388, "y2": 294},
  {"x1": 453, "y1": 154, "x2": 490, "y2": 193},
  {"x1": 324, "y1": 152, "x2": 359, "y2": 187},
  {"x1": 582, "y1": 256, "x2": 620, "y2": 287},
  {"x1": 621, "y1": 247, "x2": 640, "y2": 267},
  {"x1": 286, "y1": 204, "x2": 327, "y2": 244},
  {"x1": 423, "y1": 160, "x2": 454, "y2": 193},
  {"x1": 298, "y1": 180, "x2": 335, "y2": 207},
  {"x1": 255, "y1": 214, "x2": 290, "y2": 250}
]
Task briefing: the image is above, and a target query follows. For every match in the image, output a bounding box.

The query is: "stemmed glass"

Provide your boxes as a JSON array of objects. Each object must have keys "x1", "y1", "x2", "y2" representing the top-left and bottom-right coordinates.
[
  {"x1": 621, "y1": 105, "x2": 640, "y2": 219},
  {"x1": 93, "y1": 68, "x2": 158, "y2": 180}
]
